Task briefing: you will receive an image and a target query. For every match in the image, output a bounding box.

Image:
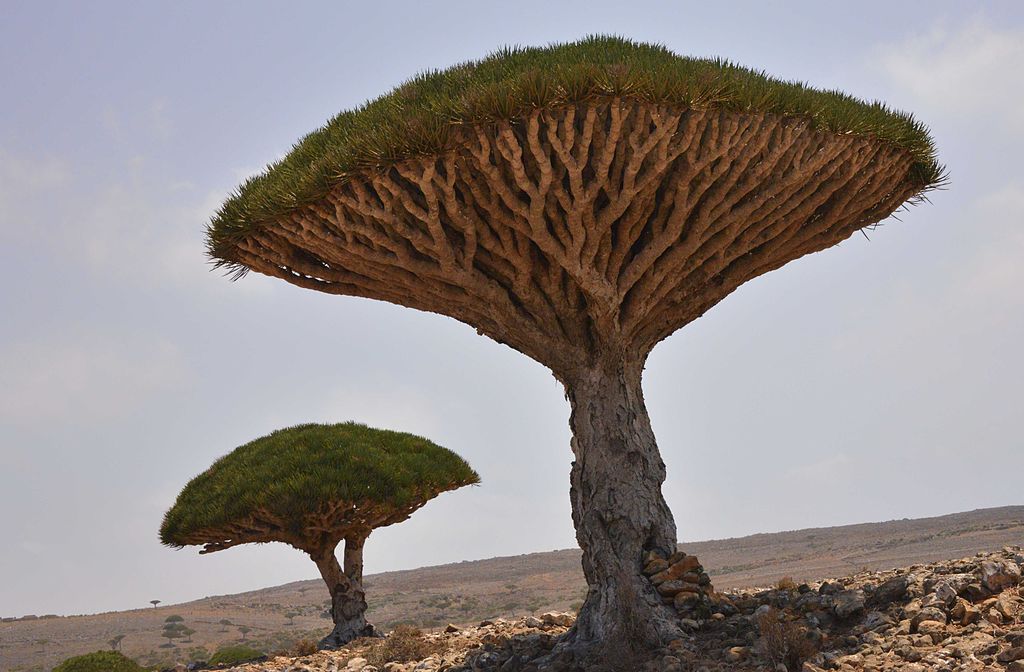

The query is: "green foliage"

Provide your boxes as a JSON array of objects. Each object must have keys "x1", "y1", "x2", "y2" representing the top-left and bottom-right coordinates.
[
  {"x1": 207, "y1": 35, "x2": 944, "y2": 267},
  {"x1": 163, "y1": 614, "x2": 184, "y2": 623},
  {"x1": 160, "y1": 422, "x2": 479, "y2": 547},
  {"x1": 53, "y1": 651, "x2": 144, "y2": 672},
  {"x1": 207, "y1": 645, "x2": 264, "y2": 666}
]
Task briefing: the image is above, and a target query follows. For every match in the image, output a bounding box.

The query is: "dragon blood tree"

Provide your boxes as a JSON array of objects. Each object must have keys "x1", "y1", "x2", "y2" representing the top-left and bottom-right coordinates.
[
  {"x1": 159, "y1": 423, "x2": 479, "y2": 648},
  {"x1": 205, "y1": 37, "x2": 944, "y2": 662}
]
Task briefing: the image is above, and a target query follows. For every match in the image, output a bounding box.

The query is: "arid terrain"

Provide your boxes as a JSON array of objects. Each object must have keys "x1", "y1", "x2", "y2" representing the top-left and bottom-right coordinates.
[{"x1": 2, "y1": 506, "x2": 1021, "y2": 671}]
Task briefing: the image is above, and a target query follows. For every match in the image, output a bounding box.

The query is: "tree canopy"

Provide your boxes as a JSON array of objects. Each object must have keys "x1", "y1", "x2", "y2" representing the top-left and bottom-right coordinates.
[
  {"x1": 159, "y1": 422, "x2": 479, "y2": 554},
  {"x1": 207, "y1": 35, "x2": 943, "y2": 266},
  {"x1": 53, "y1": 651, "x2": 143, "y2": 672}
]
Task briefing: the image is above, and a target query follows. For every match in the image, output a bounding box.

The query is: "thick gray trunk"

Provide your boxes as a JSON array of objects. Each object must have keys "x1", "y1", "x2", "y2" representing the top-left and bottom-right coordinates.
[
  {"x1": 313, "y1": 536, "x2": 375, "y2": 649},
  {"x1": 558, "y1": 357, "x2": 681, "y2": 667}
]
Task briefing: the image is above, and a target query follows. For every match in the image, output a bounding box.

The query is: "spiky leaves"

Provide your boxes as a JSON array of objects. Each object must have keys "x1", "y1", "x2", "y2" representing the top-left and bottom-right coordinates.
[
  {"x1": 207, "y1": 35, "x2": 943, "y2": 269},
  {"x1": 159, "y1": 423, "x2": 479, "y2": 556}
]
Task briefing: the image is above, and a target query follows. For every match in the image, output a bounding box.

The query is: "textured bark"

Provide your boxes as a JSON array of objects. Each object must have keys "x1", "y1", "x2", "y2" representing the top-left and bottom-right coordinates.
[
  {"x1": 313, "y1": 535, "x2": 375, "y2": 649},
  {"x1": 557, "y1": 356, "x2": 679, "y2": 666},
  {"x1": 226, "y1": 101, "x2": 921, "y2": 379}
]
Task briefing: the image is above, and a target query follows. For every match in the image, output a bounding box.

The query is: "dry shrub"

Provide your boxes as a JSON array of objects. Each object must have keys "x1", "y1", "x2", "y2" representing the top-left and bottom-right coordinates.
[
  {"x1": 365, "y1": 625, "x2": 442, "y2": 666},
  {"x1": 755, "y1": 607, "x2": 818, "y2": 672},
  {"x1": 292, "y1": 639, "x2": 318, "y2": 656},
  {"x1": 776, "y1": 576, "x2": 797, "y2": 592}
]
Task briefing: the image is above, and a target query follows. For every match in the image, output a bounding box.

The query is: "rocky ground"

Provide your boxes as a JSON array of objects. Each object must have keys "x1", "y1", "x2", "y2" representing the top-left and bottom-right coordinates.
[{"x1": 202, "y1": 546, "x2": 1023, "y2": 672}]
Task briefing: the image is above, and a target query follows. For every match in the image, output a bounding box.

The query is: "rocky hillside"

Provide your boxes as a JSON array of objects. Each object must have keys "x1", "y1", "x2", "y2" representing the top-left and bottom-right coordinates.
[
  {"x1": 211, "y1": 546, "x2": 1024, "y2": 671},
  {"x1": 2, "y1": 506, "x2": 1022, "y2": 670}
]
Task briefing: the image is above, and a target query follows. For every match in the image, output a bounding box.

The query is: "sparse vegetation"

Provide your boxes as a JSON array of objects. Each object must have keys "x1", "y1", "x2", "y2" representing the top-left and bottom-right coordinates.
[
  {"x1": 53, "y1": 651, "x2": 143, "y2": 672},
  {"x1": 755, "y1": 607, "x2": 818, "y2": 672},
  {"x1": 776, "y1": 576, "x2": 798, "y2": 591},
  {"x1": 365, "y1": 625, "x2": 443, "y2": 667},
  {"x1": 208, "y1": 645, "x2": 264, "y2": 667},
  {"x1": 292, "y1": 639, "x2": 318, "y2": 656}
]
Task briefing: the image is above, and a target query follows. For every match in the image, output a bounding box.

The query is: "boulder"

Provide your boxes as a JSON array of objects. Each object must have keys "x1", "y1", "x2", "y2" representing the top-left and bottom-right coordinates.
[
  {"x1": 981, "y1": 561, "x2": 1022, "y2": 592},
  {"x1": 833, "y1": 589, "x2": 866, "y2": 619}
]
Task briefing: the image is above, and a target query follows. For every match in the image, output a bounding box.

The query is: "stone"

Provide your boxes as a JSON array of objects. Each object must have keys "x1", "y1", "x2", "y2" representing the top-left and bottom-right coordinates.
[
  {"x1": 863, "y1": 611, "x2": 895, "y2": 631},
  {"x1": 833, "y1": 589, "x2": 866, "y2": 619},
  {"x1": 981, "y1": 560, "x2": 1022, "y2": 592},
  {"x1": 523, "y1": 615, "x2": 543, "y2": 628},
  {"x1": 444, "y1": 623, "x2": 460, "y2": 633},
  {"x1": 1008, "y1": 661, "x2": 1024, "y2": 672},
  {"x1": 869, "y1": 576, "x2": 909, "y2": 607},
  {"x1": 656, "y1": 580, "x2": 687, "y2": 597},
  {"x1": 998, "y1": 646, "x2": 1024, "y2": 663},
  {"x1": 911, "y1": 607, "x2": 947, "y2": 631},
  {"x1": 997, "y1": 593, "x2": 1023, "y2": 620},
  {"x1": 933, "y1": 581, "x2": 958, "y2": 606},
  {"x1": 643, "y1": 558, "x2": 670, "y2": 576},
  {"x1": 673, "y1": 591, "x2": 700, "y2": 609},
  {"x1": 916, "y1": 620, "x2": 949, "y2": 644},
  {"x1": 539, "y1": 611, "x2": 574, "y2": 627},
  {"x1": 951, "y1": 598, "x2": 982, "y2": 625},
  {"x1": 724, "y1": 646, "x2": 748, "y2": 662},
  {"x1": 346, "y1": 658, "x2": 368, "y2": 671},
  {"x1": 650, "y1": 555, "x2": 702, "y2": 584}
]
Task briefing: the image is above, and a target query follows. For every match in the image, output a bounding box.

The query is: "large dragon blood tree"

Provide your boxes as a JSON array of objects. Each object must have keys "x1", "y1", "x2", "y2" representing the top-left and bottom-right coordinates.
[
  {"x1": 160, "y1": 423, "x2": 479, "y2": 648},
  {"x1": 205, "y1": 37, "x2": 943, "y2": 662}
]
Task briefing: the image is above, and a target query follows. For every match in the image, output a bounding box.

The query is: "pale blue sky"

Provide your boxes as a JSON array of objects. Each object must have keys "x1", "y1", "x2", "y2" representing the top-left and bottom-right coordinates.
[{"x1": 1, "y1": 1, "x2": 1022, "y2": 617}]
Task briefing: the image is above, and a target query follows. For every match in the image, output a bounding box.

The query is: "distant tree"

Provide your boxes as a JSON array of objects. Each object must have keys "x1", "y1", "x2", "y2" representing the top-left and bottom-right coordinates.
[
  {"x1": 237, "y1": 625, "x2": 251, "y2": 641},
  {"x1": 161, "y1": 423, "x2": 478, "y2": 649},
  {"x1": 107, "y1": 634, "x2": 125, "y2": 651},
  {"x1": 164, "y1": 614, "x2": 184, "y2": 624},
  {"x1": 218, "y1": 618, "x2": 232, "y2": 633},
  {"x1": 180, "y1": 627, "x2": 195, "y2": 643},
  {"x1": 161, "y1": 622, "x2": 186, "y2": 648},
  {"x1": 285, "y1": 611, "x2": 298, "y2": 626},
  {"x1": 149, "y1": 600, "x2": 160, "y2": 609}
]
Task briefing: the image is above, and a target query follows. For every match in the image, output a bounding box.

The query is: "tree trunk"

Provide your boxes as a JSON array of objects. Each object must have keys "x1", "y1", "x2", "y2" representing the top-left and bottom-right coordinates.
[
  {"x1": 313, "y1": 535, "x2": 375, "y2": 649},
  {"x1": 556, "y1": 356, "x2": 681, "y2": 668}
]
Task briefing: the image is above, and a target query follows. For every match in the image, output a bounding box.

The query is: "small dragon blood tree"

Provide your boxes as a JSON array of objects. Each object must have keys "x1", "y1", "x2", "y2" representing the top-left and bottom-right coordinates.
[
  {"x1": 160, "y1": 423, "x2": 479, "y2": 648},
  {"x1": 204, "y1": 37, "x2": 944, "y2": 665}
]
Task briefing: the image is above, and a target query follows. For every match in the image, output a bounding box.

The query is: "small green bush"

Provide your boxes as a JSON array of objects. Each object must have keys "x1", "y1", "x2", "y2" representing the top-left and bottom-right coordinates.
[
  {"x1": 53, "y1": 650, "x2": 144, "y2": 672},
  {"x1": 208, "y1": 645, "x2": 265, "y2": 666}
]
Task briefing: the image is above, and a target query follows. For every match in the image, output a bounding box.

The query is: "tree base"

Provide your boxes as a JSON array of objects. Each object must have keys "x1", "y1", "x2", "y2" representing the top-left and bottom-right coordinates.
[{"x1": 318, "y1": 619, "x2": 377, "y2": 650}]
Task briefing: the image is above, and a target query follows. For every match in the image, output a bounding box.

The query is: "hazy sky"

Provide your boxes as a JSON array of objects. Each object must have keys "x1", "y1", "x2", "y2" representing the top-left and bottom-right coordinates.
[{"x1": 2, "y1": 1, "x2": 1022, "y2": 618}]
